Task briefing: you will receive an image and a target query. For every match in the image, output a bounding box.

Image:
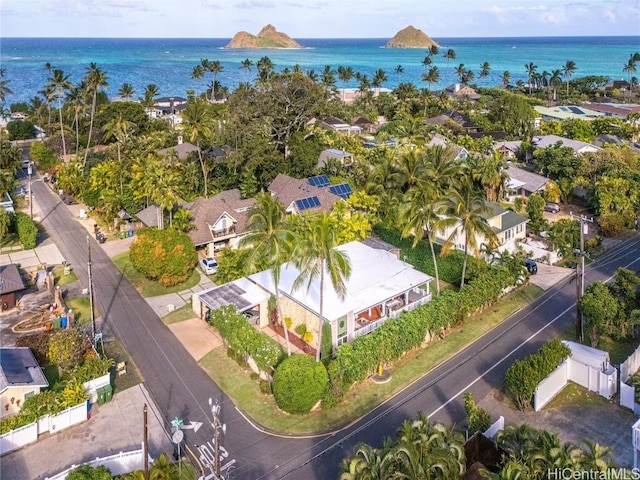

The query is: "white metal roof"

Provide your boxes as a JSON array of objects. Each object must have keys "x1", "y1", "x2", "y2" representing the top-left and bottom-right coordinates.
[{"x1": 248, "y1": 241, "x2": 432, "y2": 321}]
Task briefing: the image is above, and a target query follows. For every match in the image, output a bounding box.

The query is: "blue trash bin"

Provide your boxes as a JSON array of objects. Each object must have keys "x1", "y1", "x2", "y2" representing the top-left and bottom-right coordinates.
[
  {"x1": 60, "y1": 316, "x2": 68, "y2": 328},
  {"x1": 128, "y1": 229, "x2": 133, "y2": 237}
]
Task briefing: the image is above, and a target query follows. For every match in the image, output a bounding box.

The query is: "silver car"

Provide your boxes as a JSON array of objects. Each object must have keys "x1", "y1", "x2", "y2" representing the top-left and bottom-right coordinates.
[{"x1": 199, "y1": 257, "x2": 218, "y2": 275}]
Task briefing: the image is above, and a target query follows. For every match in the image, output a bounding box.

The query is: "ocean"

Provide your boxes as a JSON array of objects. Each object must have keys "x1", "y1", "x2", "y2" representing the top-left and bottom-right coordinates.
[{"x1": 1, "y1": 36, "x2": 638, "y2": 105}]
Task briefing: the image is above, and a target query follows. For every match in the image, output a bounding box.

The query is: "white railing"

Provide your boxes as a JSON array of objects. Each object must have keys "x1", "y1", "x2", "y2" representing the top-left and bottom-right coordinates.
[
  {"x1": 354, "y1": 317, "x2": 388, "y2": 337},
  {"x1": 46, "y1": 444, "x2": 153, "y2": 479}
]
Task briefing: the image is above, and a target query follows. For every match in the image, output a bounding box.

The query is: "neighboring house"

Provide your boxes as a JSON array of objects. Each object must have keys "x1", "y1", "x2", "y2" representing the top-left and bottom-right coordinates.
[
  {"x1": 192, "y1": 241, "x2": 433, "y2": 352},
  {"x1": 185, "y1": 189, "x2": 256, "y2": 257},
  {"x1": 317, "y1": 148, "x2": 354, "y2": 169},
  {"x1": 352, "y1": 117, "x2": 378, "y2": 134},
  {"x1": 494, "y1": 140, "x2": 522, "y2": 160},
  {"x1": 0, "y1": 264, "x2": 26, "y2": 312},
  {"x1": 531, "y1": 135, "x2": 601, "y2": 156},
  {"x1": 436, "y1": 201, "x2": 529, "y2": 255},
  {"x1": 268, "y1": 173, "x2": 341, "y2": 215},
  {"x1": 534, "y1": 105, "x2": 604, "y2": 122},
  {"x1": 135, "y1": 204, "x2": 162, "y2": 229},
  {"x1": 583, "y1": 102, "x2": 640, "y2": 119},
  {"x1": 319, "y1": 116, "x2": 362, "y2": 135},
  {"x1": 505, "y1": 165, "x2": 552, "y2": 199},
  {"x1": 424, "y1": 110, "x2": 481, "y2": 133},
  {"x1": 157, "y1": 137, "x2": 199, "y2": 160},
  {"x1": 153, "y1": 96, "x2": 188, "y2": 115},
  {"x1": 467, "y1": 131, "x2": 508, "y2": 142},
  {"x1": 599, "y1": 80, "x2": 631, "y2": 92},
  {"x1": 0, "y1": 347, "x2": 49, "y2": 416},
  {"x1": 442, "y1": 84, "x2": 481, "y2": 101},
  {"x1": 426, "y1": 133, "x2": 469, "y2": 161}
]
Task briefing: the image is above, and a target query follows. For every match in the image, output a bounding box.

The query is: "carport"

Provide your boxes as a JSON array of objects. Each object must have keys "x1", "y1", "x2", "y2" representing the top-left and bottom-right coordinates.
[{"x1": 192, "y1": 277, "x2": 270, "y2": 325}]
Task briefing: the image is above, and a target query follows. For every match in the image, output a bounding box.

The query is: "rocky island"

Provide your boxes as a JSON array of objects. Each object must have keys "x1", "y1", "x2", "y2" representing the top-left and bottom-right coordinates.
[
  {"x1": 224, "y1": 24, "x2": 302, "y2": 49},
  {"x1": 386, "y1": 25, "x2": 440, "y2": 49}
]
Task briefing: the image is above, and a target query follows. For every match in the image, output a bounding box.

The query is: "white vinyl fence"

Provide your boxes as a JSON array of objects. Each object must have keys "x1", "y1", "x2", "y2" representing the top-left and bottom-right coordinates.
[
  {"x1": 483, "y1": 415, "x2": 505, "y2": 439},
  {"x1": 621, "y1": 344, "x2": 640, "y2": 383},
  {"x1": 534, "y1": 343, "x2": 617, "y2": 411},
  {"x1": 0, "y1": 401, "x2": 88, "y2": 456},
  {"x1": 45, "y1": 444, "x2": 153, "y2": 479},
  {"x1": 83, "y1": 373, "x2": 111, "y2": 404}
]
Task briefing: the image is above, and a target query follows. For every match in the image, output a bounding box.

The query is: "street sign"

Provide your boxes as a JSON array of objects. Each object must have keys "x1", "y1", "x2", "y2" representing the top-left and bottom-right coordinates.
[
  {"x1": 171, "y1": 417, "x2": 184, "y2": 429},
  {"x1": 172, "y1": 429, "x2": 184, "y2": 444},
  {"x1": 179, "y1": 421, "x2": 203, "y2": 433}
]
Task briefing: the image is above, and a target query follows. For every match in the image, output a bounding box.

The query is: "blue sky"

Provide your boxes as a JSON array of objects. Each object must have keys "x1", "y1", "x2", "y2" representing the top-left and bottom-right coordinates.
[{"x1": 1, "y1": 0, "x2": 638, "y2": 38}]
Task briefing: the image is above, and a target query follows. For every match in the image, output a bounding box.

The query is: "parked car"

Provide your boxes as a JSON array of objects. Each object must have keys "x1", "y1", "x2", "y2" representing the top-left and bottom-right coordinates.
[
  {"x1": 524, "y1": 258, "x2": 538, "y2": 275},
  {"x1": 544, "y1": 202, "x2": 560, "y2": 213},
  {"x1": 199, "y1": 257, "x2": 218, "y2": 275}
]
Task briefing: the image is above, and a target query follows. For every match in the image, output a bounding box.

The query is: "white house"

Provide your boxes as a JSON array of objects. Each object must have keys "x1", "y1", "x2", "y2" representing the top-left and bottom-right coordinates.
[{"x1": 192, "y1": 241, "x2": 433, "y2": 352}]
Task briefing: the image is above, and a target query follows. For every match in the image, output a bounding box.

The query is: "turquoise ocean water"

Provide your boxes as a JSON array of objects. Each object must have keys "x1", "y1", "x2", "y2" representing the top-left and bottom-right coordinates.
[{"x1": 1, "y1": 36, "x2": 638, "y2": 104}]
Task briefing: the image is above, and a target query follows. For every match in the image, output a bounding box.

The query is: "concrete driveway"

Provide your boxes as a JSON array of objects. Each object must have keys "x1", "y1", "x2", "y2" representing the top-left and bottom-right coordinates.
[{"x1": 528, "y1": 262, "x2": 574, "y2": 291}]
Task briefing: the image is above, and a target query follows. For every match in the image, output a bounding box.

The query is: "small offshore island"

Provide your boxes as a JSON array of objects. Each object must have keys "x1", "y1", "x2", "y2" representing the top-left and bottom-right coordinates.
[
  {"x1": 224, "y1": 24, "x2": 303, "y2": 49},
  {"x1": 385, "y1": 25, "x2": 441, "y2": 48}
]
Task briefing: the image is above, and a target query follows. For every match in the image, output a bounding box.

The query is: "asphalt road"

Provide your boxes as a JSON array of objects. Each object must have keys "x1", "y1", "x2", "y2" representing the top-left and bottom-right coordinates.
[{"x1": 31, "y1": 170, "x2": 640, "y2": 480}]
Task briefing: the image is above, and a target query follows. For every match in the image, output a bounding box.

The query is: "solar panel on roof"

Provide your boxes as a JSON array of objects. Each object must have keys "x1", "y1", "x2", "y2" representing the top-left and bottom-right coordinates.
[
  {"x1": 329, "y1": 183, "x2": 353, "y2": 199},
  {"x1": 295, "y1": 196, "x2": 321, "y2": 211},
  {"x1": 308, "y1": 174, "x2": 330, "y2": 188},
  {"x1": 568, "y1": 106, "x2": 583, "y2": 114},
  {"x1": 0, "y1": 350, "x2": 34, "y2": 384}
]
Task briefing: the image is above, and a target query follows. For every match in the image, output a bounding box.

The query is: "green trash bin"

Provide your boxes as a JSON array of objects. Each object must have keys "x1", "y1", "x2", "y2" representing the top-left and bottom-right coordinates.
[
  {"x1": 52, "y1": 318, "x2": 62, "y2": 329},
  {"x1": 103, "y1": 384, "x2": 113, "y2": 402},
  {"x1": 119, "y1": 231, "x2": 127, "y2": 239},
  {"x1": 96, "y1": 386, "x2": 107, "y2": 405}
]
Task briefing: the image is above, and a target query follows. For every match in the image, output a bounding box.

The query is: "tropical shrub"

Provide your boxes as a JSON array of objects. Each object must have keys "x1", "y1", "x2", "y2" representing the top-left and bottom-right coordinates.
[
  {"x1": 598, "y1": 213, "x2": 628, "y2": 237},
  {"x1": 505, "y1": 339, "x2": 571, "y2": 411},
  {"x1": 272, "y1": 354, "x2": 328, "y2": 414},
  {"x1": 7, "y1": 119, "x2": 36, "y2": 140},
  {"x1": 209, "y1": 305, "x2": 283, "y2": 372},
  {"x1": 48, "y1": 328, "x2": 85, "y2": 374},
  {"x1": 71, "y1": 356, "x2": 114, "y2": 383},
  {"x1": 14, "y1": 212, "x2": 38, "y2": 249},
  {"x1": 320, "y1": 322, "x2": 333, "y2": 363},
  {"x1": 336, "y1": 265, "x2": 520, "y2": 383},
  {"x1": 295, "y1": 323, "x2": 307, "y2": 336},
  {"x1": 322, "y1": 360, "x2": 352, "y2": 408},
  {"x1": 15, "y1": 331, "x2": 53, "y2": 365},
  {"x1": 464, "y1": 392, "x2": 491, "y2": 434},
  {"x1": 373, "y1": 224, "x2": 466, "y2": 285},
  {"x1": 66, "y1": 464, "x2": 113, "y2": 480},
  {"x1": 129, "y1": 227, "x2": 197, "y2": 286}
]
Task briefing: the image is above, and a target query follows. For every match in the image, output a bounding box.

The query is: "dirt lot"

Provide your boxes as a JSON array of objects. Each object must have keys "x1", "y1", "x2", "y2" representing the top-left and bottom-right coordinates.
[{"x1": 478, "y1": 387, "x2": 636, "y2": 468}]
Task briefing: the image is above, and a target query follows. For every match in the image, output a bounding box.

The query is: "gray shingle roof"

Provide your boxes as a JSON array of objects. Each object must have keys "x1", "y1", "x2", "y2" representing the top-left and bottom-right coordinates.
[
  {"x1": 0, "y1": 264, "x2": 25, "y2": 295},
  {"x1": 506, "y1": 165, "x2": 550, "y2": 194}
]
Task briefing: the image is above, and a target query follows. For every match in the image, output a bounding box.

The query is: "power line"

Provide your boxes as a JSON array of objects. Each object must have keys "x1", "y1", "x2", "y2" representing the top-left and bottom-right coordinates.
[{"x1": 570, "y1": 212, "x2": 594, "y2": 343}]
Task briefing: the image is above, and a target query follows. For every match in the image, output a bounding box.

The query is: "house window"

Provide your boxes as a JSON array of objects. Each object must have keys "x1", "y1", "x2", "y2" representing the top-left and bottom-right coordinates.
[
  {"x1": 24, "y1": 391, "x2": 35, "y2": 401},
  {"x1": 337, "y1": 334, "x2": 348, "y2": 346},
  {"x1": 504, "y1": 229, "x2": 512, "y2": 241},
  {"x1": 516, "y1": 224, "x2": 524, "y2": 234}
]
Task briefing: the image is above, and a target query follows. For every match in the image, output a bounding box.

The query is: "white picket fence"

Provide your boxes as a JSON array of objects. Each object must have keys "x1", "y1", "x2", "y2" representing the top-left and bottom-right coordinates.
[
  {"x1": 45, "y1": 444, "x2": 153, "y2": 479},
  {"x1": 0, "y1": 401, "x2": 88, "y2": 456}
]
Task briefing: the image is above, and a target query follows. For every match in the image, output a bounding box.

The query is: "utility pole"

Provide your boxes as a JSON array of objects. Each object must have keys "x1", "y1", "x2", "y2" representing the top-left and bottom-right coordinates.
[
  {"x1": 570, "y1": 212, "x2": 594, "y2": 343},
  {"x1": 87, "y1": 235, "x2": 96, "y2": 346},
  {"x1": 28, "y1": 162, "x2": 33, "y2": 220},
  {"x1": 143, "y1": 404, "x2": 149, "y2": 480},
  {"x1": 209, "y1": 398, "x2": 226, "y2": 479}
]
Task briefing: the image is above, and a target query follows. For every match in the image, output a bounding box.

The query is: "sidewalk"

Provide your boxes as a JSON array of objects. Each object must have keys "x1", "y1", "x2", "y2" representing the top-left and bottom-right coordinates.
[{"x1": 0, "y1": 384, "x2": 173, "y2": 479}]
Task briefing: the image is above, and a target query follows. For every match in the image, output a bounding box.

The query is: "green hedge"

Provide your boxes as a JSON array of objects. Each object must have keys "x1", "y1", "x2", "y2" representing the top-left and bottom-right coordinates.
[
  {"x1": 373, "y1": 224, "x2": 466, "y2": 285},
  {"x1": 272, "y1": 354, "x2": 328, "y2": 414},
  {"x1": 505, "y1": 339, "x2": 571, "y2": 411},
  {"x1": 210, "y1": 305, "x2": 284, "y2": 372},
  {"x1": 14, "y1": 212, "x2": 38, "y2": 249},
  {"x1": 336, "y1": 265, "x2": 519, "y2": 383}
]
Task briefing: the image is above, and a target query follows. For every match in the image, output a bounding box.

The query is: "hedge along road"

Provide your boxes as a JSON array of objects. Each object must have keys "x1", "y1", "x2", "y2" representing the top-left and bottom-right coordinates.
[{"x1": 31, "y1": 171, "x2": 640, "y2": 479}]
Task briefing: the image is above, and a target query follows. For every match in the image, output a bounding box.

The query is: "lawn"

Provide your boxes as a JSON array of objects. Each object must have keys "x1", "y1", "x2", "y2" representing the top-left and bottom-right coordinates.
[
  {"x1": 101, "y1": 338, "x2": 143, "y2": 392},
  {"x1": 52, "y1": 265, "x2": 78, "y2": 286},
  {"x1": 162, "y1": 304, "x2": 196, "y2": 325},
  {"x1": 111, "y1": 252, "x2": 201, "y2": 297},
  {"x1": 545, "y1": 382, "x2": 610, "y2": 409},
  {"x1": 65, "y1": 296, "x2": 93, "y2": 326},
  {"x1": 559, "y1": 325, "x2": 640, "y2": 364},
  {"x1": 0, "y1": 232, "x2": 21, "y2": 251},
  {"x1": 199, "y1": 283, "x2": 544, "y2": 434}
]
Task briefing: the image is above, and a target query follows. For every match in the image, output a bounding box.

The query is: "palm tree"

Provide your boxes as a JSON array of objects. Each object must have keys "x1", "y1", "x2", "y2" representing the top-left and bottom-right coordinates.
[
  {"x1": 102, "y1": 113, "x2": 135, "y2": 195},
  {"x1": 623, "y1": 54, "x2": 638, "y2": 85},
  {"x1": 240, "y1": 58, "x2": 254, "y2": 83},
  {"x1": 257, "y1": 56, "x2": 275, "y2": 83},
  {"x1": 549, "y1": 69, "x2": 563, "y2": 102},
  {"x1": 149, "y1": 452, "x2": 179, "y2": 480},
  {"x1": 337, "y1": 65, "x2": 354, "y2": 101},
  {"x1": 0, "y1": 68, "x2": 13, "y2": 108},
  {"x1": 206, "y1": 59, "x2": 224, "y2": 101},
  {"x1": 421, "y1": 55, "x2": 433, "y2": 71},
  {"x1": 421, "y1": 66, "x2": 439, "y2": 92},
  {"x1": 321, "y1": 65, "x2": 337, "y2": 90},
  {"x1": 455, "y1": 63, "x2": 468, "y2": 84},
  {"x1": 293, "y1": 213, "x2": 351, "y2": 362},
  {"x1": 473, "y1": 151, "x2": 508, "y2": 202},
  {"x1": 525, "y1": 62, "x2": 537, "y2": 94},
  {"x1": 239, "y1": 193, "x2": 295, "y2": 356},
  {"x1": 394, "y1": 64, "x2": 404, "y2": 78},
  {"x1": 563, "y1": 60, "x2": 577, "y2": 96},
  {"x1": 372, "y1": 68, "x2": 387, "y2": 95},
  {"x1": 502, "y1": 71, "x2": 511, "y2": 87},
  {"x1": 401, "y1": 181, "x2": 443, "y2": 296},
  {"x1": 438, "y1": 174, "x2": 498, "y2": 289},
  {"x1": 181, "y1": 97, "x2": 214, "y2": 197},
  {"x1": 118, "y1": 82, "x2": 135, "y2": 100},
  {"x1": 479, "y1": 61, "x2": 491, "y2": 80},
  {"x1": 48, "y1": 68, "x2": 72, "y2": 158},
  {"x1": 191, "y1": 64, "x2": 205, "y2": 93},
  {"x1": 142, "y1": 83, "x2": 159, "y2": 114},
  {"x1": 444, "y1": 48, "x2": 456, "y2": 66},
  {"x1": 340, "y1": 443, "x2": 391, "y2": 480},
  {"x1": 82, "y1": 63, "x2": 108, "y2": 167}
]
